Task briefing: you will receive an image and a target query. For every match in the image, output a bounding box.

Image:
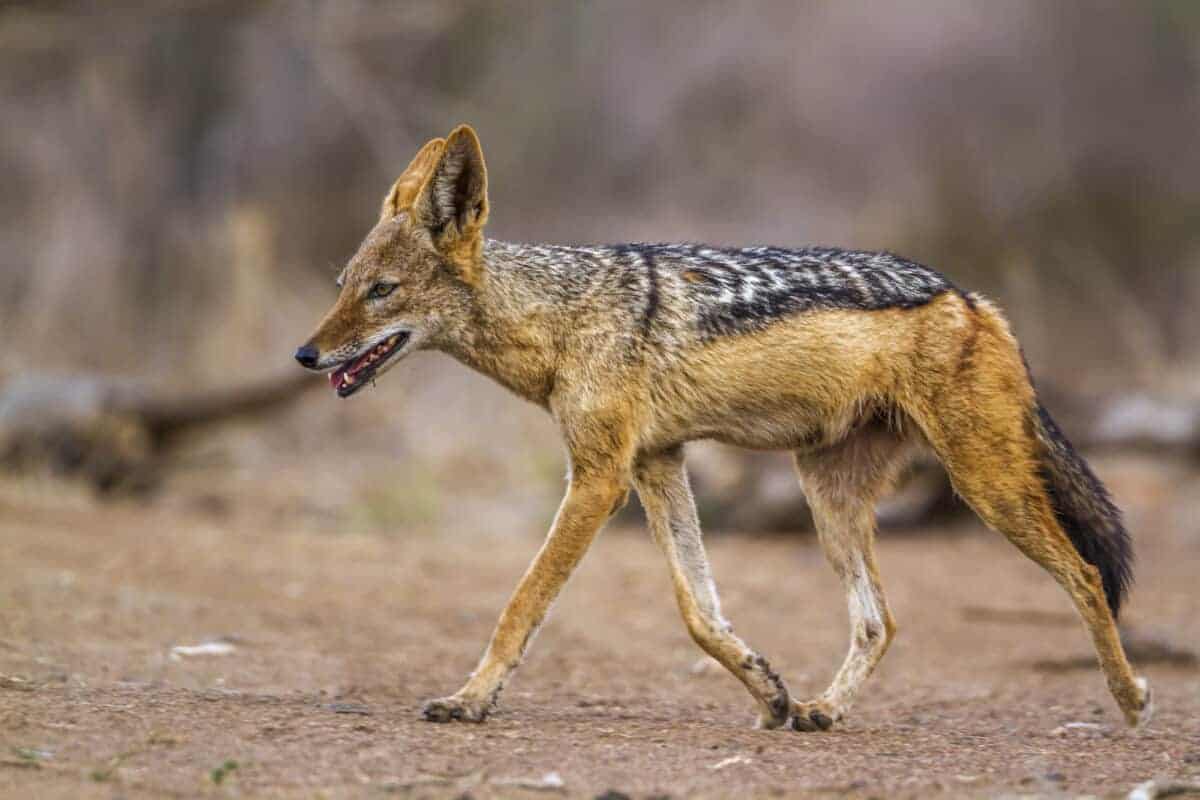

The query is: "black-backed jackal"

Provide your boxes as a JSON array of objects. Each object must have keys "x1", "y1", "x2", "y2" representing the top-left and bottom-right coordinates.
[{"x1": 295, "y1": 125, "x2": 1151, "y2": 731}]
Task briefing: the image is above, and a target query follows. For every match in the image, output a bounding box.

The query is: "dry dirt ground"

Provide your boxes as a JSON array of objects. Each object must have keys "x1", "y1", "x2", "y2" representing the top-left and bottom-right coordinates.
[{"x1": 1, "y1": 460, "x2": 1198, "y2": 799}]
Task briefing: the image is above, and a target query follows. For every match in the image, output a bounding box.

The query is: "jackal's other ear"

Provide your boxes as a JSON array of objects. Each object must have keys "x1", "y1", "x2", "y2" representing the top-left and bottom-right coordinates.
[
  {"x1": 412, "y1": 125, "x2": 489, "y2": 267},
  {"x1": 380, "y1": 137, "x2": 447, "y2": 223}
]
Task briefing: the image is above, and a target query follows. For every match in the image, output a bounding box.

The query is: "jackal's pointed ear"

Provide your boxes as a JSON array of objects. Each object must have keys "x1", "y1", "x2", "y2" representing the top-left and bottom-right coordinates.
[
  {"x1": 380, "y1": 137, "x2": 447, "y2": 223},
  {"x1": 411, "y1": 125, "x2": 489, "y2": 276}
]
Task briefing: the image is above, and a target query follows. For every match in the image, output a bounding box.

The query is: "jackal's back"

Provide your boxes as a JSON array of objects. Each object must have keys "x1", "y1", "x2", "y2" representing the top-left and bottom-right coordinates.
[
  {"x1": 663, "y1": 244, "x2": 957, "y2": 339},
  {"x1": 507, "y1": 242, "x2": 961, "y2": 343}
]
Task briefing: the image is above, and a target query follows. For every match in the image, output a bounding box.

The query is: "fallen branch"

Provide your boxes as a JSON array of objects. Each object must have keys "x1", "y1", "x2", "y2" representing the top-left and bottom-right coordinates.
[{"x1": 0, "y1": 371, "x2": 320, "y2": 494}]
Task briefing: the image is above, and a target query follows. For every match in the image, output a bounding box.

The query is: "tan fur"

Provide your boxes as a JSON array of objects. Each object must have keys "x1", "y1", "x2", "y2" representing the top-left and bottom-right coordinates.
[
  {"x1": 380, "y1": 137, "x2": 446, "y2": 223},
  {"x1": 298, "y1": 126, "x2": 1150, "y2": 730}
]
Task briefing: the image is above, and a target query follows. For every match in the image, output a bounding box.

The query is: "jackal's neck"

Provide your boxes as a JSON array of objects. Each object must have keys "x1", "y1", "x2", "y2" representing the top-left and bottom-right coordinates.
[{"x1": 436, "y1": 239, "x2": 582, "y2": 407}]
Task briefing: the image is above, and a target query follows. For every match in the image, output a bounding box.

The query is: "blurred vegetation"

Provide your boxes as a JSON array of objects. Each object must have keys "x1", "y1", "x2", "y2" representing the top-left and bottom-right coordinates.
[{"x1": 1, "y1": 1, "x2": 1198, "y2": 531}]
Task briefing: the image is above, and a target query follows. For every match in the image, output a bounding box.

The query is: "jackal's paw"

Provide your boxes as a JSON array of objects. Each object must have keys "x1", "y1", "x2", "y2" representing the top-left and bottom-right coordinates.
[
  {"x1": 789, "y1": 699, "x2": 838, "y2": 732},
  {"x1": 421, "y1": 694, "x2": 490, "y2": 724},
  {"x1": 1127, "y1": 676, "x2": 1154, "y2": 729}
]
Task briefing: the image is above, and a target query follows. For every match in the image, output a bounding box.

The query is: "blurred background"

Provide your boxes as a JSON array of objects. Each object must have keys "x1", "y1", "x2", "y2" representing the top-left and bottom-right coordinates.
[
  {"x1": 2, "y1": 0, "x2": 1199, "y2": 539},
  {"x1": 5, "y1": 9, "x2": 1200, "y2": 793}
]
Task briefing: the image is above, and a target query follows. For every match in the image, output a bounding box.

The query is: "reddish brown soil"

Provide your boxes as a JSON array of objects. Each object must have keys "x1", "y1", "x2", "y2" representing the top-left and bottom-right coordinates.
[{"x1": 1, "y1": 480, "x2": 1197, "y2": 798}]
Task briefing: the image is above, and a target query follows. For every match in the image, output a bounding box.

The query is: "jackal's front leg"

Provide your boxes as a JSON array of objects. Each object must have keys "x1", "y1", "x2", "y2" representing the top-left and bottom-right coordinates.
[
  {"x1": 422, "y1": 470, "x2": 628, "y2": 723},
  {"x1": 634, "y1": 448, "x2": 792, "y2": 729}
]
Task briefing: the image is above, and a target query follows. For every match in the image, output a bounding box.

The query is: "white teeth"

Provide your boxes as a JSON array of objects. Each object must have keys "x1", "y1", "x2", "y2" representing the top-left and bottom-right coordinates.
[{"x1": 339, "y1": 337, "x2": 398, "y2": 386}]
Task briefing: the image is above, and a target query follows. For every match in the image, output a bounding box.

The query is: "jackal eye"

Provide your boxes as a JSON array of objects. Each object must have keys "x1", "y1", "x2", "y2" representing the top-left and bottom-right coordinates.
[{"x1": 369, "y1": 282, "x2": 397, "y2": 299}]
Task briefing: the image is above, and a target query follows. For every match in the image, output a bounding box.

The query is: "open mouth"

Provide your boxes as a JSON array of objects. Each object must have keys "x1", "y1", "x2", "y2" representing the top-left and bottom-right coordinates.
[{"x1": 328, "y1": 332, "x2": 410, "y2": 398}]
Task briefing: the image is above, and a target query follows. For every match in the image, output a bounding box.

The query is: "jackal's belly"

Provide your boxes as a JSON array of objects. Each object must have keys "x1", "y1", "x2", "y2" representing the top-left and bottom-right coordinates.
[
  {"x1": 655, "y1": 398, "x2": 866, "y2": 451},
  {"x1": 698, "y1": 414, "x2": 829, "y2": 451},
  {"x1": 643, "y1": 360, "x2": 880, "y2": 452}
]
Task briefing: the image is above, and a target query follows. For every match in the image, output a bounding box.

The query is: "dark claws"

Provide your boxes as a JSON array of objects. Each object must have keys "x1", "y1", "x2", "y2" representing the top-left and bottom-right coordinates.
[
  {"x1": 422, "y1": 698, "x2": 488, "y2": 723},
  {"x1": 421, "y1": 703, "x2": 454, "y2": 723},
  {"x1": 791, "y1": 709, "x2": 834, "y2": 732}
]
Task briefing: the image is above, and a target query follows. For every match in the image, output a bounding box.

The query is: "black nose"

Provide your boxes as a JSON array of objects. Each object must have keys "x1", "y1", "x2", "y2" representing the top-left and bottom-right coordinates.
[{"x1": 294, "y1": 344, "x2": 320, "y2": 369}]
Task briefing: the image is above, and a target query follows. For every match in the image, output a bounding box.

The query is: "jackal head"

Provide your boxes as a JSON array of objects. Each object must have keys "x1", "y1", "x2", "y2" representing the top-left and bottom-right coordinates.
[{"x1": 294, "y1": 125, "x2": 489, "y2": 397}]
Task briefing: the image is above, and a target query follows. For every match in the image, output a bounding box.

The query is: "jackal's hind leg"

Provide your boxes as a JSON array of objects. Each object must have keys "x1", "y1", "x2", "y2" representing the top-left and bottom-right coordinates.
[
  {"x1": 790, "y1": 426, "x2": 909, "y2": 731},
  {"x1": 915, "y1": 402, "x2": 1151, "y2": 727},
  {"x1": 900, "y1": 297, "x2": 1150, "y2": 726},
  {"x1": 634, "y1": 448, "x2": 792, "y2": 729}
]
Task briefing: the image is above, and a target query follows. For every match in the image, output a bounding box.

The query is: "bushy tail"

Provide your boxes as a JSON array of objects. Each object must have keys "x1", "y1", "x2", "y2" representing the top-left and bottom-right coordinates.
[{"x1": 1032, "y1": 401, "x2": 1133, "y2": 618}]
